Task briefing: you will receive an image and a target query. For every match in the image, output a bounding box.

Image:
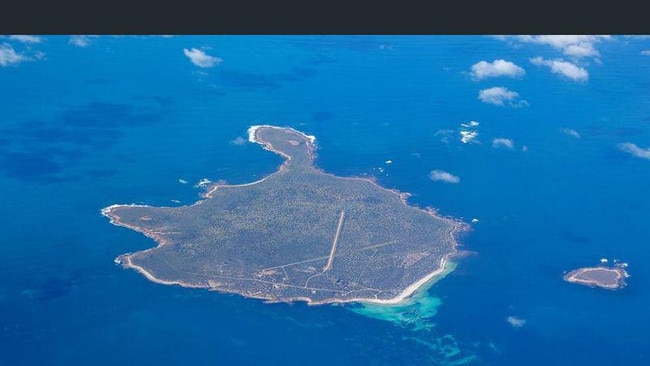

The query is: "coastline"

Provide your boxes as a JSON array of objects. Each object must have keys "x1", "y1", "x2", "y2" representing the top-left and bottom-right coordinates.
[
  {"x1": 102, "y1": 125, "x2": 470, "y2": 307},
  {"x1": 105, "y1": 207, "x2": 466, "y2": 307},
  {"x1": 563, "y1": 266, "x2": 629, "y2": 290},
  {"x1": 321, "y1": 255, "x2": 456, "y2": 306},
  {"x1": 111, "y1": 250, "x2": 460, "y2": 307},
  {"x1": 119, "y1": 255, "x2": 204, "y2": 288},
  {"x1": 318, "y1": 221, "x2": 467, "y2": 306}
]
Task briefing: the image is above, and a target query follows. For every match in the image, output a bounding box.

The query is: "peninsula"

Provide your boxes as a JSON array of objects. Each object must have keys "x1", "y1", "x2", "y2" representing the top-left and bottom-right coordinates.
[{"x1": 102, "y1": 125, "x2": 467, "y2": 305}]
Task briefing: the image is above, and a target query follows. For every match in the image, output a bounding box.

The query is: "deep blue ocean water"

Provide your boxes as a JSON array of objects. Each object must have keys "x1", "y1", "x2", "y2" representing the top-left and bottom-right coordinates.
[{"x1": 1, "y1": 35, "x2": 649, "y2": 365}]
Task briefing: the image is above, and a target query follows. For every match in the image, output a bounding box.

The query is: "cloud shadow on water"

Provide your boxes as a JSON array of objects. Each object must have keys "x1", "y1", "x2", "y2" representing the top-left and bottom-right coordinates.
[
  {"x1": 0, "y1": 101, "x2": 164, "y2": 183},
  {"x1": 285, "y1": 35, "x2": 391, "y2": 53},
  {"x1": 36, "y1": 276, "x2": 77, "y2": 302},
  {"x1": 216, "y1": 65, "x2": 321, "y2": 91},
  {"x1": 312, "y1": 111, "x2": 335, "y2": 123},
  {"x1": 218, "y1": 71, "x2": 282, "y2": 90}
]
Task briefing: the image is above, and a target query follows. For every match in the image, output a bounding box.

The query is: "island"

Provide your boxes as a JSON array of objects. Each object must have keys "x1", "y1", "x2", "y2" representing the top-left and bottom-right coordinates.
[
  {"x1": 101, "y1": 125, "x2": 468, "y2": 305},
  {"x1": 563, "y1": 265, "x2": 629, "y2": 290}
]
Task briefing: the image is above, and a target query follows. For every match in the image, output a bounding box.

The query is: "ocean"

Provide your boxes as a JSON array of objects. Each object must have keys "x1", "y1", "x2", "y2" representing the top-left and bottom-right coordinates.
[{"x1": 1, "y1": 35, "x2": 649, "y2": 365}]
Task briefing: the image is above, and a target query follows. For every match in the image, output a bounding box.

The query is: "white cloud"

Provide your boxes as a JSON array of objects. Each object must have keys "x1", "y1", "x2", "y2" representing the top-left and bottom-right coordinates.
[
  {"x1": 530, "y1": 57, "x2": 588, "y2": 82},
  {"x1": 69, "y1": 35, "x2": 96, "y2": 47},
  {"x1": 8, "y1": 35, "x2": 41, "y2": 43},
  {"x1": 0, "y1": 43, "x2": 28, "y2": 66},
  {"x1": 183, "y1": 48, "x2": 222, "y2": 68},
  {"x1": 460, "y1": 130, "x2": 479, "y2": 144},
  {"x1": 460, "y1": 120, "x2": 479, "y2": 128},
  {"x1": 459, "y1": 120, "x2": 480, "y2": 144},
  {"x1": 507, "y1": 316, "x2": 527, "y2": 328},
  {"x1": 561, "y1": 128, "x2": 581, "y2": 138},
  {"x1": 229, "y1": 136, "x2": 247, "y2": 146},
  {"x1": 509, "y1": 35, "x2": 611, "y2": 59},
  {"x1": 563, "y1": 42, "x2": 598, "y2": 58},
  {"x1": 641, "y1": 50, "x2": 650, "y2": 56},
  {"x1": 492, "y1": 138, "x2": 514, "y2": 149},
  {"x1": 429, "y1": 169, "x2": 460, "y2": 184},
  {"x1": 438, "y1": 121, "x2": 482, "y2": 145},
  {"x1": 618, "y1": 142, "x2": 650, "y2": 159},
  {"x1": 195, "y1": 178, "x2": 212, "y2": 188},
  {"x1": 478, "y1": 87, "x2": 528, "y2": 107},
  {"x1": 470, "y1": 59, "x2": 525, "y2": 80}
]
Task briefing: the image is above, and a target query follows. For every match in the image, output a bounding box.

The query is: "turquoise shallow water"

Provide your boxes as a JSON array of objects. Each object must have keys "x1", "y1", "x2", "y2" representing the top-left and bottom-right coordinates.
[{"x1": 1, "y1": 35, "x2": 649, "y2": 365}]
